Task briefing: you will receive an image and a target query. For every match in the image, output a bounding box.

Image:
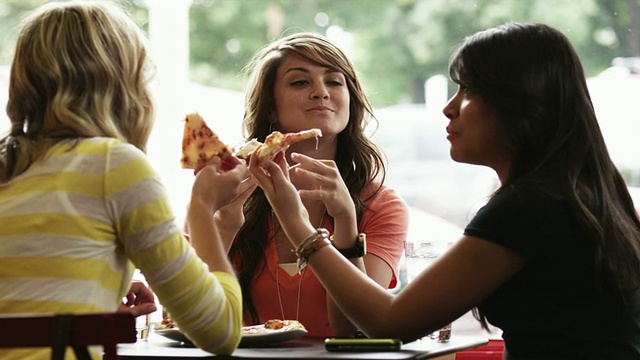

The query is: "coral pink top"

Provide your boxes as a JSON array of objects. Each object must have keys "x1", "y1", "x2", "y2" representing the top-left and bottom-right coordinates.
[{"x1": 246, "y1": 185, "x2": 409, "y2": 337}]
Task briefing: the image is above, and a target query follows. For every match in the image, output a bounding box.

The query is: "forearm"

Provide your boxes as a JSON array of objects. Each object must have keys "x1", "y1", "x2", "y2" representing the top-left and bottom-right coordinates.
[
  {"x1": 309, "y1": 246, "x2": 395, "y2": 338},
  {"x1": 327, "y1": 257, "x2": 366, "y2": 336},
  {"x1": 187, "y1": 199, "x2": 235, "y2": 274},
  {"x1": 214, "y1": 220, "x2": 239, "y2": 254}
]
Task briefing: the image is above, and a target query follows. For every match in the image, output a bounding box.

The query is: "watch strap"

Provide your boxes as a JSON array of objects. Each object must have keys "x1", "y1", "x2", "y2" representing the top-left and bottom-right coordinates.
[{"x1": 334, "y1": 233, "x2": 367, "y2": 258}]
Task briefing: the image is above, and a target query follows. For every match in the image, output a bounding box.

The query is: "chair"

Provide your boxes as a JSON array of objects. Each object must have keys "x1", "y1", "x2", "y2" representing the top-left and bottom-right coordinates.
[
  {"x1": 0, "y1": 313, "x2": 137, "y2": 360},
  {"x1": 455, "y1": 339, "x2": 505, "y2": 360}
]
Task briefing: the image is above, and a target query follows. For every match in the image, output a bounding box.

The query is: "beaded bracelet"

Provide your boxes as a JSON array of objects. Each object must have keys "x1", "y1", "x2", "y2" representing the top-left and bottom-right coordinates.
[{"x1": 293, "y1": 228, "x2": 331, "y2": 272}]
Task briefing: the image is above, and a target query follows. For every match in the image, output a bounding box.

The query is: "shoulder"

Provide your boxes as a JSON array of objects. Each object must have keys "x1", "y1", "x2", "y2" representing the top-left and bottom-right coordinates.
[
  {"x1": 360, "y1": 183, "x2": 409, "y2": 223},
  {"x1": 362, "y1": 183, "x2": 407, "y2": 207},
  {"x1": 465, "y1": 184, "x2": 575, "y2": 256},
  {"x1": 38, "y1": 138, "x2": 146, "y2": 176},
  {"x1": 478, "y1": 184, "x2": 565, "y2": 219},
  {"x1": 52, "y1": 137, "x2": 144, "y2": 160}
]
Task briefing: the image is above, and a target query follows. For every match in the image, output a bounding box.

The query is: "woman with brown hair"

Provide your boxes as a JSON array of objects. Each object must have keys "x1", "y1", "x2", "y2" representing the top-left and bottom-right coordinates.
[{"x1": 224, "y1": 32, "x2": 408, "y2": 337}]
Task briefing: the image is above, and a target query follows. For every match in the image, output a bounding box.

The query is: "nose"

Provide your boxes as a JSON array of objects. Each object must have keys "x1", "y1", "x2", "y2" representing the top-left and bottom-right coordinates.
[
  {"x1": 442, "y1": 94, "x2": 458, "y2": 120},
  {"x1": 310, "y1": 83, "x2": 329, "y2": 100}
]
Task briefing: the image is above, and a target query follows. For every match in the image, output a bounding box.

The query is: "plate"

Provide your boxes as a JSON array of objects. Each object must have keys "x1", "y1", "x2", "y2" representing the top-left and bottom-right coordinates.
[
  {"x1": 240, "y1": 324, "x2": 308, "y2": 346},
  {"x1": 154, "y1": 328, "x2": 191, "y2": 344},
  {"x1": 154, "y1": 324, "x2": 308, "y2": 347}
]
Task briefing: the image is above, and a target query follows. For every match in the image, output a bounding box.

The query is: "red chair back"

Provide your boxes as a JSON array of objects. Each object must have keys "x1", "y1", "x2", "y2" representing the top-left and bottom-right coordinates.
[
  {"x1": 455, "y1": 339, "x2": 505, "y2": 360},
  {"x1": 0, "y1": 313, "x2": 137, "y2": 360}
]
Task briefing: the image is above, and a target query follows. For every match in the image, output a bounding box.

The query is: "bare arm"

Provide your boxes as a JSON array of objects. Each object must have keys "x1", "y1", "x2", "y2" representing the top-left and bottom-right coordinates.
[
  {"x1": 327, "y1": 254, "x2": 394, "y2": 336},
  {"x1": 289, "y1": 152, "x2": 396, "y2": 336},
  {"x1": 310, "y1": 235, "x2": 523, "y2": 341},
  {"x1": 249, "y1": 152, "x2": 524, "y2": 342},
  {"x1": 188, "y1": 157, "x2": 253, "y2": 273}
]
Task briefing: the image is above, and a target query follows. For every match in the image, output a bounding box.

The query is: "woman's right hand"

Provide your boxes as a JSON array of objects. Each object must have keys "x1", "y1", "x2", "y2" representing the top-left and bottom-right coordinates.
[
  {"x1": 248, "y1": 150, "x2": 315, "y2": 246},
  {"x1": 188, "y1": 155, "x2": 252, "y2": 273}
]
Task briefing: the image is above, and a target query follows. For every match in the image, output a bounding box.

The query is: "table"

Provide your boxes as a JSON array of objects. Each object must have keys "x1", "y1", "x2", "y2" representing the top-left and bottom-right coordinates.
[{"x1": 116, "y1": 333, "x2": 488, "y2": 360}]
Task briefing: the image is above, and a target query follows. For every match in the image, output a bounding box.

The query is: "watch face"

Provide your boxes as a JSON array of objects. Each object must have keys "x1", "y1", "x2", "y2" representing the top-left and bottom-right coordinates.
[
  {"x1": 338, "y1": 233, "x2": 366, "y2": 258},
  {"x1": 357, "y1": 233, "x2": 367, "y2": 256}
]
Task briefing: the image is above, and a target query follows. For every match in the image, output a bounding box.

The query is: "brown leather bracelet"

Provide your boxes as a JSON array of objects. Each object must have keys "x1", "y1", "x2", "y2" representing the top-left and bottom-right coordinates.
[{"x1": 293, "y1": 228, "x2": 330, "y2": 272}]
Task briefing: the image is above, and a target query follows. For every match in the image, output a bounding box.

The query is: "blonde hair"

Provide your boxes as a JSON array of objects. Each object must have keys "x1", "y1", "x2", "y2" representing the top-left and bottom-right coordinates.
[{"x1": 0, "y1": 0, "x2": 155, "y2": 181}]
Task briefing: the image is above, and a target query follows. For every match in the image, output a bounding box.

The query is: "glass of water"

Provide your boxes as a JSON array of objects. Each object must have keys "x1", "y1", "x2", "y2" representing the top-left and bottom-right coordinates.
[{"x1": 403, "y1": 241, "x2": 452, "y2": 342}]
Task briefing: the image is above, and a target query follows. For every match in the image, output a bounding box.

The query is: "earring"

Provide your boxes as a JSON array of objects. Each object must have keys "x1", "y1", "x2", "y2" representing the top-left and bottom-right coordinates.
[{"x1": 268, "y1": 122, "x2": 273, "y2": 133}]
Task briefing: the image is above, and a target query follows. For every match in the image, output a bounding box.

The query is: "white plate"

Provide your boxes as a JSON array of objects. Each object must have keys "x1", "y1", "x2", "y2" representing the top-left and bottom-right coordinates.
[
  {"x1": 154, "y1": 328, "x2": 191, "y2": 344},
  {"x1": 240, "y1": 324, "x2": 308, "y2": 346},
  {"x1": 154, "y1": 325, "x2": 308, "y2": 347}
]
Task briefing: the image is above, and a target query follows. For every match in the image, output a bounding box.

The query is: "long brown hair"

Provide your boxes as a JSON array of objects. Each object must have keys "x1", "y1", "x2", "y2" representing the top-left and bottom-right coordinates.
[
  {"x1": 232, "y1": 32, "x2": 385, "y2": 323},
  {"x1": 0, "y1": 1, "x2": 154, "y2": 182}
]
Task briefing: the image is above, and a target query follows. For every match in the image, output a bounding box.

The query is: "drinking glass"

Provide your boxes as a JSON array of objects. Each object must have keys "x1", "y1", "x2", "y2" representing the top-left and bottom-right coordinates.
[
  {"x1": 403, "y1": 240, "x2": 452, "y2": 342},
  {"x1": 136, "y1": 313, "x2": 150, "y2": 341}
]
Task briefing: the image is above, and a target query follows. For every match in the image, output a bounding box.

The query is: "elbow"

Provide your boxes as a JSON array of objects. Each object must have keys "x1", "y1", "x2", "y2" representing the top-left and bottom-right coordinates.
[
  {"x1": 200, "y1": 334, "x2": 241, "y2": 356},
  {"x1": 197, "y1": 321, "x2": 243, "y2": 356}
]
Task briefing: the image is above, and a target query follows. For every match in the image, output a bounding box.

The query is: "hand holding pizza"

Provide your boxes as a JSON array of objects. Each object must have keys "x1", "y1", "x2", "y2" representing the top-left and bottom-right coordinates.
[
  {"x1": 191, "y1": 156, "x2": 253, "y2": 212},
  {"x1": 248, "y1": 150, "x2": 316, "y2": 247}
]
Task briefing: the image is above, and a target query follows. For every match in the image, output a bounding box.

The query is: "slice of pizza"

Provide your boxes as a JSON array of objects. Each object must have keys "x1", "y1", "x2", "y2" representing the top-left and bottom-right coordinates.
[
  {"x1": 233, "y1": 128, "x2": 322, "y2": 162},
  {"x1": 263, "y1": 319, "x2": 306, "y2": 331},
  {"x1": 241, "y1": 319, "x2": 306, "y2": 335},
  {"x1": 233, "y1": 138, "x2": 262, "y2": 160},
  {"x1": 180, "y1": 112, "x2": 232, "y2": 169}
]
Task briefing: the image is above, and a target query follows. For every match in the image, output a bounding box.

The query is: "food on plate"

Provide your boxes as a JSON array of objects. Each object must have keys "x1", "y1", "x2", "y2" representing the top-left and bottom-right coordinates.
[
  {"x1": 154, "y1": 316, "x2": 177, "y2": 330},
  {"x1": 264, "y1": 319, "x2": 305, "y2": 330},
  {"x1": 234, "y1": 128, "x2": 322, "y2": 162},
  {"x1": 156, "y1": 315, "x2": 305, "y2": 335},
  {"x1": 241, "y1": 319, "x2": 306, "y2": 335},
  {"x1": 180, "y1": 112, "x2": 232, "y2": 169}
]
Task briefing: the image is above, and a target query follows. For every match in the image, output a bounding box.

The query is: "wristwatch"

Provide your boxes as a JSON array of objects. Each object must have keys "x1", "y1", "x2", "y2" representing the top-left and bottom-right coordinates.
[{"x1": 332, "y1": 233, "x2": 367, "y2": 258}]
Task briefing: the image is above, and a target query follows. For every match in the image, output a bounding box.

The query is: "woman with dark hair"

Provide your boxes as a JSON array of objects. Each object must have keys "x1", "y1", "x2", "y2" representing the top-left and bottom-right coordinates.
[
  {"x1": 222, "y1": 32, "x2": 408, "y2": 337},
  {"x1": 249, "y1": 23, "x2": 640, "y2": 359}
]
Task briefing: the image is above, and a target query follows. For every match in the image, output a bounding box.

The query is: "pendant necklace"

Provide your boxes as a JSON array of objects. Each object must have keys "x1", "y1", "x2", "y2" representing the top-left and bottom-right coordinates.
[{"x1": 273, "y1": 210, "x2": 326, "y2": 321}]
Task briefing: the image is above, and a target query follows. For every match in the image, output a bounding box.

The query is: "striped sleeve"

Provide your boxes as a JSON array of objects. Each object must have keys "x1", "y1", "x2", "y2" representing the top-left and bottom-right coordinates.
[{"x1": 103, "y1": 141, "x2": 242, "y2": 354}]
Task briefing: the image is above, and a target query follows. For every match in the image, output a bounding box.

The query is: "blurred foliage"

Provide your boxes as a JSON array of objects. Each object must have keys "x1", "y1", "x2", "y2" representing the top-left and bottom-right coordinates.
[{"x1": 0, "y1": 0, "x2": 638, "y2": 107}]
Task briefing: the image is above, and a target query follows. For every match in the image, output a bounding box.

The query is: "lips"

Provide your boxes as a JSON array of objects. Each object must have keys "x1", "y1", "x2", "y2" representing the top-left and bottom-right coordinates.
[
  {"x1": 306, "y1": 106, "x2": 332, "y2": 112},
  {"x1": 446, "y1": 126, "x2": 459, "y2": 140}
]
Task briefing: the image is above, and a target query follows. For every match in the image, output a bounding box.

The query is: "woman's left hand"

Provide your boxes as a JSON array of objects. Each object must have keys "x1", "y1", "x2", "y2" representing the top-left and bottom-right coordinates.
[
  {"x1": 289, "y1": 152, "x2": 356, "y2": 221},
  {"x1": 214, "y1": 177, "x2": 257, "y2": 249},
  {"x1": 248, "y1": 151, "x2": 315, "y2": 245},
  {"x1": 118, "y1": 280, "x2": 157, "y2": 317}
]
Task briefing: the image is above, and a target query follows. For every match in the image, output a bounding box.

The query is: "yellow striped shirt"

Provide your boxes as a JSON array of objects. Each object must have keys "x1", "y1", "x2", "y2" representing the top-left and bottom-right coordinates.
[{"x1": 0, "y1": 138, "x2": 242, "y2": 359}]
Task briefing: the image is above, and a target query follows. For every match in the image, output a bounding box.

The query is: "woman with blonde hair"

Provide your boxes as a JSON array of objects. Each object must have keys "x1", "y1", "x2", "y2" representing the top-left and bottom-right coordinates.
[
  {"x1": 222, "y1": 32, "x2": 408, "y2": 337},
  {"x1": 0, "y1": 1, "x2": 248, "y2": 358}
]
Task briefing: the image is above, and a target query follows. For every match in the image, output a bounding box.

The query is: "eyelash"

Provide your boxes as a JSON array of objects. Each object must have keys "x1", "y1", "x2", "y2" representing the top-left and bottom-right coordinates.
[
  {"x1": 290, "y1": 79, "x2": 343, "y2": 87},
  {"x1": 459, "y1": 84, "x2": 474, "y2": 95}
]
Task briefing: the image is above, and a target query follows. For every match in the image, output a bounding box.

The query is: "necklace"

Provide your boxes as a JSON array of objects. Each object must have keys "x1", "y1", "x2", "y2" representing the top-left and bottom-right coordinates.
[
  {"x1": 273, "y1": 210, "x2": 326, "y2": 321},
  {"x1": 275, "y1": 264, "x2": 305, "y2": 320}
]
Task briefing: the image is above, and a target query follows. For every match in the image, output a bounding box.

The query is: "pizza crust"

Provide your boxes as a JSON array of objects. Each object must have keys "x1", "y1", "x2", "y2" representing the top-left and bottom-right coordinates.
[{"x1": 234, "y1": 128, "x2": 322, "y2": 162}]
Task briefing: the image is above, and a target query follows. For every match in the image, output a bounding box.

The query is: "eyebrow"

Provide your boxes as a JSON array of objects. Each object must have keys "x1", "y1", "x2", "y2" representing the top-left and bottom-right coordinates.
[{"x1": 283, "y1": 67, "x2": 342, "y2": 75}]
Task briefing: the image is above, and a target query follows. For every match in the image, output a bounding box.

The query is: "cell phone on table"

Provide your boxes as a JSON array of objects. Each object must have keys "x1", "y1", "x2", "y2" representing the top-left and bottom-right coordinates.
[{"x1": 324, "y1": 338, "x2": 402, "y2": 352}]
